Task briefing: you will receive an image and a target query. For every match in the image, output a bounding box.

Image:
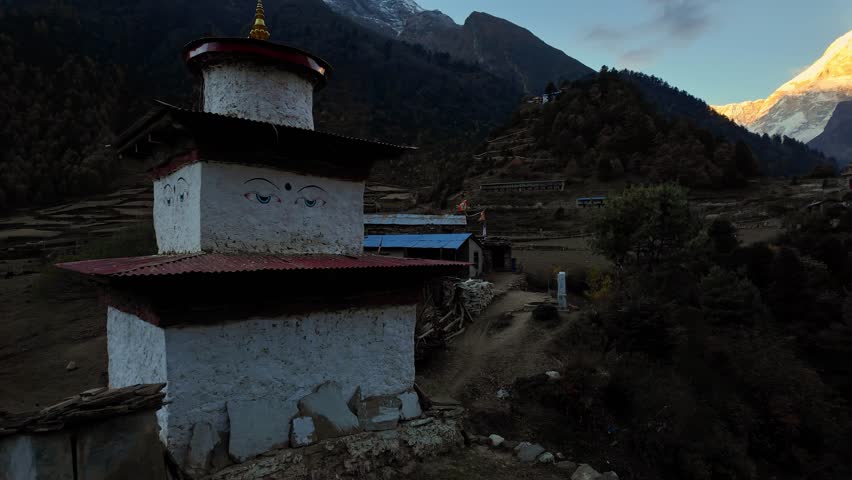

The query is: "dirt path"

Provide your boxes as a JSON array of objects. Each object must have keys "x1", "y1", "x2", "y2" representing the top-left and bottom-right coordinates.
[
  {"x1": 413, "y1": 446, "x2": 569, "y2": 480},
  {"x1": 417, "y1": 282, "x2": 576, "y2": 408},
  {"x1": 444, "y1": 290, "x2": 542, "y2": 396}
]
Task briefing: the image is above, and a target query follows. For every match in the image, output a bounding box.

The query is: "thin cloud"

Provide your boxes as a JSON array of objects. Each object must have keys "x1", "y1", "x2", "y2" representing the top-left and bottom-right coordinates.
[
  {"x1": 620, "y1": 47, "x2": 661, "y2": 69},
  {"x1": 649, "y1": 0, "x2": 715, "y2": 41},
  {"x1": 584, "y1": 0, "x2": 720, "y2": 68}
]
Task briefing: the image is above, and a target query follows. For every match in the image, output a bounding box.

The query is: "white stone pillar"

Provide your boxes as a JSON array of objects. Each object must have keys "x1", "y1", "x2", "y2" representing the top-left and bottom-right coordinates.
[{"x1": 557, "y1": 272, "x2": 568, "y2": 311}]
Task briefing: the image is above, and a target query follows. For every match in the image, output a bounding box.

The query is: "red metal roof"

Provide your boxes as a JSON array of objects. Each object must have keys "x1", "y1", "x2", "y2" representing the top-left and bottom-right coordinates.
[{"x1": 56, "y1": 253, "x2": 468, "y2": 278}]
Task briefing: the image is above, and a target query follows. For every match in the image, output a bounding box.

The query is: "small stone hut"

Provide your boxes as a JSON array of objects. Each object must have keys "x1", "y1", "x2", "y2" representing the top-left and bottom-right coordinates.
[{"x1": 58, "y1": 2, "x2": 466, "y2": 474}]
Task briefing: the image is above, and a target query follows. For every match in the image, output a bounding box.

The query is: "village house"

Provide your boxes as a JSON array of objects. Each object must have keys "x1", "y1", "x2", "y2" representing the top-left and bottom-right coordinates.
[
  {"x1": 364, "y1": 213, "x2": 469, "y2": 235},
  {"x1": 56, "y1": 2, "x2": 467, "y2": 476},
  {"x1": 365, "y1": 233, "x2": 484, "y2": 277}
]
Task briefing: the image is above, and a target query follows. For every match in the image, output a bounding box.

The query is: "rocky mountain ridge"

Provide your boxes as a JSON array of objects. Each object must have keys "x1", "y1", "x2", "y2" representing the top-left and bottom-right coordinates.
[
  {"x1": 324, "y1": 0, "x2": 593, "y2": 92},
  {"x1": 713, "y1": 30, "x2": 852, "y2": 144},
  {"x1": 809, "y1": 99, "x2": 852, "y2": 166},
  {"x1": 321, "y1": 0, "x2": 422, "y2": 35}
]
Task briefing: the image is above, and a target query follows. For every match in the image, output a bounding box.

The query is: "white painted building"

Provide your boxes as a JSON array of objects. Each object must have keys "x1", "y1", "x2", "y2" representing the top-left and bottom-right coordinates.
[{"x1": 59, "y1": 4, "x2": 465, "y2": 475}]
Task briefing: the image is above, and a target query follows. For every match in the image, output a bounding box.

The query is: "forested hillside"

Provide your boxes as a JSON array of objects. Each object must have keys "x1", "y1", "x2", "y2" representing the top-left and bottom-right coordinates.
[
  {"x1": 0, "y1": 0, "x2": 522, "y2": 211},
  {"x1": 465, "y1": 68, "x2": 831, "y2": 194},
  {"x1": 621, "y1": 70, "x2": 832, "y2": 176}
]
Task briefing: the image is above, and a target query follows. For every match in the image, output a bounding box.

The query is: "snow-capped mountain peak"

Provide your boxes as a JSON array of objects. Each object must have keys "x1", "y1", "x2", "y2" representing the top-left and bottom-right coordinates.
[
  {"x1": 712, "y1": 30, "x2": 852, "y2": 144},
  {"x1": 322, "y1": 0, "x2": 423, "y2": 35},
  {"x1": 782, "y1": 30, "x2": 852, "y2": 90}
]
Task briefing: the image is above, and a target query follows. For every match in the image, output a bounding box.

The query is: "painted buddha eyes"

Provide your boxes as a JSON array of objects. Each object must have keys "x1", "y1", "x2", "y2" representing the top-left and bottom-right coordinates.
[
  {"x1": 244, "y1": 192, "x2": 282, "y2": 204},
  {"x1": 163, "y1": 177, "x2": 190, "y2": 206},
  {"x1": 295, "y1": 185, "x2": 328, "y2": 208},
  {"x1": 243, "y1": 178, "x2": 327, "y2": 208}
]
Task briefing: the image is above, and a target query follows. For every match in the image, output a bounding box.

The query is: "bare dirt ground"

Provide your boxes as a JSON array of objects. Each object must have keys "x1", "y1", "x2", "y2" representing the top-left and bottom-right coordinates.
[
  {"x1": 0, "y1": 259, "x2": 106, "y2": 412},
  {"x1": 413, "y1": 446, "x2": 569, "y2": 480}
]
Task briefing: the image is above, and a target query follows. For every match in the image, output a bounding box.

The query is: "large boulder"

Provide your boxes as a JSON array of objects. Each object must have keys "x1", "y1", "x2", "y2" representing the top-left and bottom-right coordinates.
[
  {"x1": 397, "y1": 391, "x2": 422, "y2": 420},
  {"x1": 227, "y1": 399, "x2": 296, "y2": 462},
  {"x1": 298, "y1": 382, "x2": 361, "y2": 441},
  {"x1": 185, "y1": 422, "x2": 225, "y2": 475},
  {"x1": 572, "y1": 464, "x2": 602, "y2": 480},
  {"x1": 514, "y1": 442, "x2": 546, "y2": 463}
]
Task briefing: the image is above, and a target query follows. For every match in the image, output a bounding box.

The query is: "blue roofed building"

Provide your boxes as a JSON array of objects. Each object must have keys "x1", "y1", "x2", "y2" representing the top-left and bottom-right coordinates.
[{"x1": 364, "y1": 233, "x2": 483, "y2": 278}]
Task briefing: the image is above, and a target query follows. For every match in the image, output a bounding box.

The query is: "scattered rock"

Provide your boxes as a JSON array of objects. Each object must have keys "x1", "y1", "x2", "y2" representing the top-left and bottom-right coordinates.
[
  {"x1": 298, "y1": 382, "x2": 361, "y2": 440},
  {"x1": 364, "y1": 396, "x2": 402, "y2": 431},
  {"x1": 185, "y1": 422, "x2": 220, "y2": 474},
  {"x1": 227, "y1": 399, "x2": 296, "y2": 461},
  {"x1": 537, "y1": 452, "x2": 555, "y2": 464},
  {"x1": 496, "y1": 388, "x2": 510, "y2": 400},
  {"x1": 488, "y1": 434, "x2": 504, "y2": 447},
  {"x1": 65, "y1": 361, "x2": 77, "y2": 371},
  {"x1": 545, "y1": 371, "x2": 561, "y2": 381},
  {"x1": 441, "y1": 407, "x2": 465, "y2": 418},
  {"x1": 571, "y1": 464, "x2": 602, "y2": 480},
  {"x1": 398, "y1": 391, "x2": 422, "y2": 420},
  {"x1": 557, "y1": 461, "x2": 578, "y2": 473},
  {"x1": 407, "y1": 418, "x2": 433, "y2": 428},
  {"x1": 502, "y1": 440, "x2": 519, "y2": 450},
  {"x1": 514, "y1": 442, "x2": 546, "y2": 463},
  {"x1": 556, "y1": 452, "x2": 565, "y2": 460},
  {"x1": 349, "y1": 388, "x2": 401, "y2": 431},
  {"x1": 290, "y1": 416, "x2": 317, "y2": 447}
]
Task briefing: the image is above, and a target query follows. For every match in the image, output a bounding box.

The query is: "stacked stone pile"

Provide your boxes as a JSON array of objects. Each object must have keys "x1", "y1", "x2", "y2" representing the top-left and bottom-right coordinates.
[
  {"x1": 416, "y1": 278, "x2": 495, "y2": 350},
  {"x1": 454, "y1": 279, "x2": 496, "y2": 317}
]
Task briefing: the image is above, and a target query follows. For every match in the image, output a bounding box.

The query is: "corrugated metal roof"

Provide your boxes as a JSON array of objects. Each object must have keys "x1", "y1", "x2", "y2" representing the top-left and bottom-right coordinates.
[
  {"x1": 364, "y1": 234, "x2": 473, "y2": 250},
  {"x1": 363, "y1": 214, "x2": 467, "y2": 226},
  {"x1": 56, "y1": 253, "x2": 467, "y2": 278}
]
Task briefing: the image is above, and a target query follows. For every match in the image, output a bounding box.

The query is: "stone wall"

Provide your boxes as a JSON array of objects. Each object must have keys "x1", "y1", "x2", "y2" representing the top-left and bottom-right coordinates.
[
  {"x1": 0, "y1": 385, "x2": 167, "y2": 480},
  {"x1": 207, "y1": 417, "x2": 463, "y2": 480}
]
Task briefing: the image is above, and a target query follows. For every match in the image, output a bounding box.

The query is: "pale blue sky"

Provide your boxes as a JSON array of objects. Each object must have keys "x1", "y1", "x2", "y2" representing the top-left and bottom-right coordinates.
[{"x1": 416, "y1": 0, "x2": 852, "y2": 105}]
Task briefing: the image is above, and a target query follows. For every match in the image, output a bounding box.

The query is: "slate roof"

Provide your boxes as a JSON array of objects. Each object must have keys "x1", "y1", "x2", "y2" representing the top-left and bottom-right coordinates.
[{"x1": 0, "y1": 384, "x2": 165, "y2": 436}]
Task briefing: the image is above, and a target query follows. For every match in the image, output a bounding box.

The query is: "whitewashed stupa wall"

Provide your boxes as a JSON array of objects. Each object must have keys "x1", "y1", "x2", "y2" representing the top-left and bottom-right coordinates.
[
  {"x1": 200, "y1": 163, "x2": 364, "y2": 255},
  {"x1": 105, "y1": 304, "x2": 417, "y2": 462},
  {"x1": 153, "y1": 163, "x2": 202, "y2": 254},
  {"x1": 106, "y1": 307, "x2": 170, "y2": 444},
  {"x1": 201, "y1": 62, "x2": 315, "y2": 129},
  {"x1": 153, "y1": 162, "x2": 365, "y2": 255}
]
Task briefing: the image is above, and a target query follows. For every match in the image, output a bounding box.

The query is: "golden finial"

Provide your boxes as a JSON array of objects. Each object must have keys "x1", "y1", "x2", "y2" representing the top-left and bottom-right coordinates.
[{"x1": 249, "y1": 0, "x2": 271, "y2": 41}]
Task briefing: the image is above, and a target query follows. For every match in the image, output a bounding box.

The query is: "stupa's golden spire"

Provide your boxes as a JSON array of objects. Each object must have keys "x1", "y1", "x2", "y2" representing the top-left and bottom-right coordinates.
[{"x1": 249, "y1": 0, "x2": 271, "y2": 41}]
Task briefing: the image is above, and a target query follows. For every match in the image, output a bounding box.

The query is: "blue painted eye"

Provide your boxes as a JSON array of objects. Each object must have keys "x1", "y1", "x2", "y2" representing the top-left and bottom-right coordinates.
[
  {"x1": 244, "y1": 192, "x2": 281, "y2": 204},
  {"x1": 296, "y1": 197, "x2": 326, "y2": 208}
]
